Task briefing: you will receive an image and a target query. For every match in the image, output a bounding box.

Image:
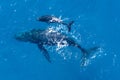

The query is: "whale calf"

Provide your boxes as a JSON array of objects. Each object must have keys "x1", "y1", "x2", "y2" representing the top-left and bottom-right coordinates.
[
  {"x1": 15, "y1": 28, "x2": 99, "y2": 65},
  {"x1": 37, "y1": 15, "x2": 74, "y2": 32}
]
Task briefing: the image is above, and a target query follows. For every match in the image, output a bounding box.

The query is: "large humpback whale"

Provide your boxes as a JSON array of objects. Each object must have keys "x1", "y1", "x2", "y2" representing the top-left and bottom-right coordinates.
[
  {"x1": 37, "y1": 15, "x2": 74, "y2": 32},
  {"x1": 15, "y1": 28, "x2": 99, "y2": 65}
]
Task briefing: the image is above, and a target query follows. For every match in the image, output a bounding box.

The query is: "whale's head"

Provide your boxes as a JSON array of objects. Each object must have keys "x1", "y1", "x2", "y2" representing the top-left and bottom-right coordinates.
[
  {"x1": 15, "y1": 29, "x2": 45, "y2": 43},
  {"x1": 15, "y1": 31, "x2": 32, "y2": 42},
  {"x1": 37, "y1": 15, "x2": 53, "y2": 22}
]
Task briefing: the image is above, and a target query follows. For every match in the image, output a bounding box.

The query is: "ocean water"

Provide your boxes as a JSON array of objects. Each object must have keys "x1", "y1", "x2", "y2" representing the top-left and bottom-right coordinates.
[{"x1": 0, "y1": 0, "x2": 120, "y2": 80}]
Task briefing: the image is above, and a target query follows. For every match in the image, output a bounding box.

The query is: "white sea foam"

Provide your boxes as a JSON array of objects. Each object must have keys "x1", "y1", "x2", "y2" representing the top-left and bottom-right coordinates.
[{"x1": 46, "y1": 16, "x2": 105, "y2": 67}]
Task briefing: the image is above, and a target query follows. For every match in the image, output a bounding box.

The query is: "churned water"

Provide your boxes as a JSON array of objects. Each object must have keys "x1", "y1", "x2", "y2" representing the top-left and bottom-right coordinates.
[{"x1": 0, "y1": 0, "x2": 120, "y2": 80}]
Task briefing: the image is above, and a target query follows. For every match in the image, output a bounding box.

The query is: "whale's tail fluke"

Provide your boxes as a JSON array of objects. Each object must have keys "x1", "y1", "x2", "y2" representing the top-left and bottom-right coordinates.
[
  {"x1": 67, "y1": 21, "x2": 74, "y2": 32},
  {"x1": 77, "y1": 45, "x2": 99, "y2": 66},
  {"x1": 61, "y1": 21, "x2": 74, "y2": 32}
]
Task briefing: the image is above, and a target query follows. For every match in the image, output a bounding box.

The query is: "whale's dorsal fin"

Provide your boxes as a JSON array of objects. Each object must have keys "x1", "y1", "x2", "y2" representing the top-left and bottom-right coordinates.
[{"x1": 37, "y1": 43, "x2": 51, "y2": 63}]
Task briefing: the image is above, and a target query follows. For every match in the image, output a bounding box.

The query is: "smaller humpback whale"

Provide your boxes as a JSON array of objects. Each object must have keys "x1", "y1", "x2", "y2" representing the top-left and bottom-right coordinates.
[
  {"x1": 37, "y1": 15, "x2": 74, "y2": 32},
  {"x1": 15, "y1": 28, "x2": 99, "y2": 66}
]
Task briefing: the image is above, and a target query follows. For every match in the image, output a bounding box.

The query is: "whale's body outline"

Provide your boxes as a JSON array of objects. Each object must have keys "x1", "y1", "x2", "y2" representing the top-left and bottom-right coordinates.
[
  {"x1": 37, "y1": 15, "x2": 74, "y2": 32},
  {"x1": 15, "y1": 28, "x2": 99, "y2": 66}
]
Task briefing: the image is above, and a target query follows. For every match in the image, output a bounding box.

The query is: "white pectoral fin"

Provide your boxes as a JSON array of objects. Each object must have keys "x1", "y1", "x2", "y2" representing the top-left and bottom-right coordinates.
[{"x1": 59, "y1": 16, "x2": 62, "y2": 20}]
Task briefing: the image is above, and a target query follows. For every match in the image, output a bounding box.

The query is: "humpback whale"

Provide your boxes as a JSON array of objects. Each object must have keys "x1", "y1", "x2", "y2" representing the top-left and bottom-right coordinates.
[
  {"x1": 37, "y1": 15, "x2": 74, "y2": 32},
  {"x1": 15, "y1": 28, "x2": 99, "y2": 65}
]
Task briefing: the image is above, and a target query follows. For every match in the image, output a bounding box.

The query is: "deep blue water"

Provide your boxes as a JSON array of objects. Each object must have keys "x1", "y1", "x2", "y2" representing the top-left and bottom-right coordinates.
[{"x1": 0, "y1": 0, "x2": 120, "y2": 80}]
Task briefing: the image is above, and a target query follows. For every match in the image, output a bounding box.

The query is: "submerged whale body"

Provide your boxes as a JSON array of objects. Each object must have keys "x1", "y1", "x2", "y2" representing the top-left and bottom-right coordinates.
[
  {"x1": 37, "y1": 15, "x2": 74, "y2": 32},
  {"x1": 15, "y1": 28, "x2": 99, "y2": 66}
]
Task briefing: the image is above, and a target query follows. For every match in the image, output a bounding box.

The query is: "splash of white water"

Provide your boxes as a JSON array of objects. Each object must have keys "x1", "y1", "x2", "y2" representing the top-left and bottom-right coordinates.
[{"x1": 46, "y1": 16, "x2": 104, "y2": 67}]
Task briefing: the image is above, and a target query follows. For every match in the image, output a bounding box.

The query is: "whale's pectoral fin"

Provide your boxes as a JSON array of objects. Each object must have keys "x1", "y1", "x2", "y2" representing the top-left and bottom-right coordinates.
[{"x1": 37, "y1": 43, "x2": 51, "y2": 63}]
